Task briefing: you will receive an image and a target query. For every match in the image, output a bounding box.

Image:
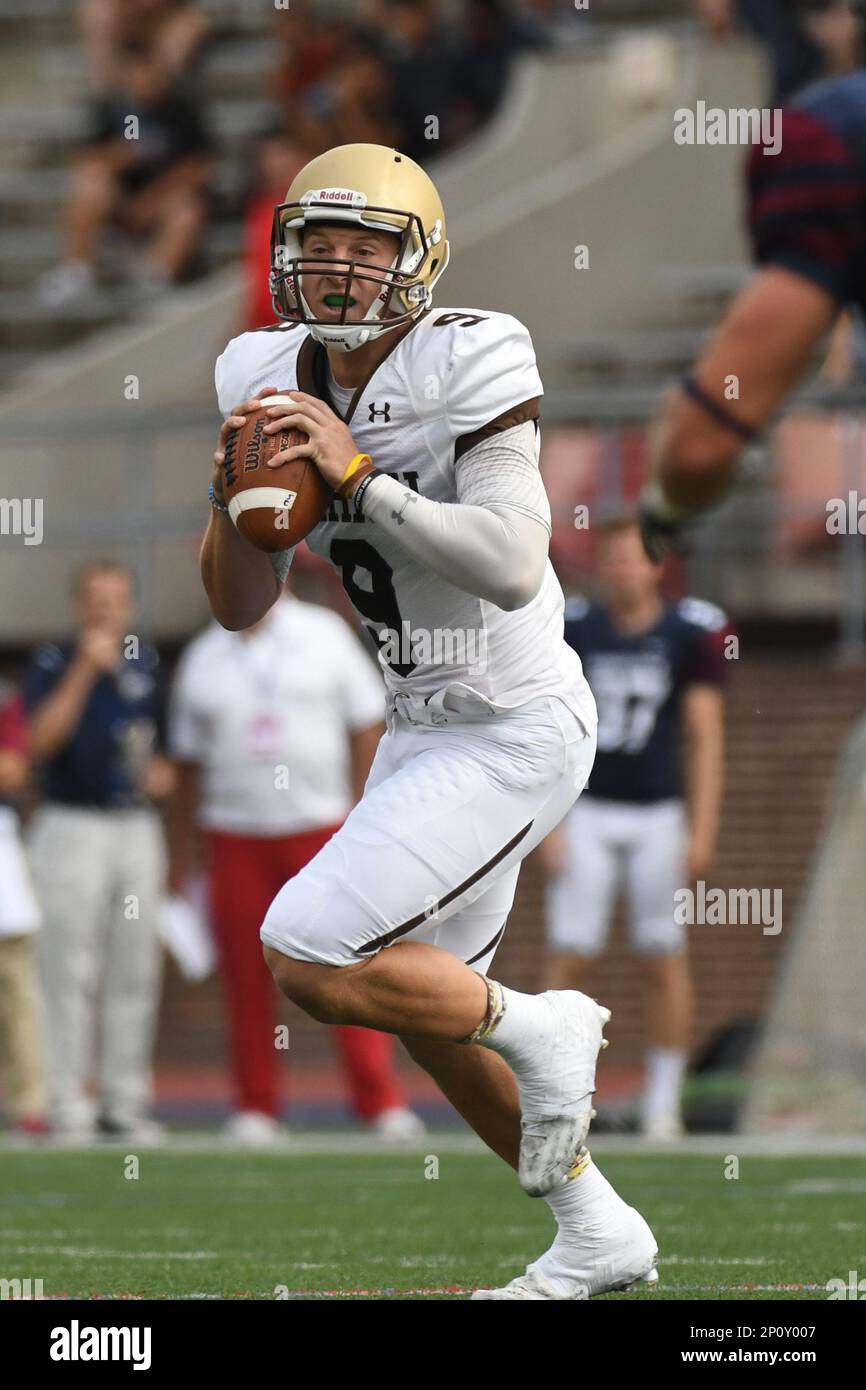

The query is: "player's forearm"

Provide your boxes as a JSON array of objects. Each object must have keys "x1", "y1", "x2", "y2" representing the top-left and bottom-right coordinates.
[
  {"x1": 28, "y1": 657, "x2": 98, "y2": 758},
  {"x1": 685, "y1": 724, "x2": 725, "y2": 852},
  {"x1": 649, "y1": 388, "x2": 740, "y2": 513},
  {"x1": 0, "y1": 749, "x2": 28, "y2": 795},
  {"x1": 361, "y1": 476, "x2": 547, "y2": 610},
  {"x1": 200, "y1": 510, "x2": 282, "y2": 631},
  {"x1": 166, "y1": 760, "x2": 202, "y2": 891}
]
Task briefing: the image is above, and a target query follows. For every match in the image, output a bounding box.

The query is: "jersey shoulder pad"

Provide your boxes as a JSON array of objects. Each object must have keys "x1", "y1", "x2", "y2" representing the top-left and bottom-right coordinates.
[
  {"x1": 416, "y1": 307, "x2": 542, "y2": 437},
  {"x1": 420, "y1": 306, "x2": 534, "y2": 363},
  {"x1": 214, "y1": 323, "x2": 306, "y2": 419},
  {"x1": 564, "y1": 594, "x2": 592, "y2": 623},
  {"x1": 677, "y1": 596, "x2": 728, "y2": 633}
]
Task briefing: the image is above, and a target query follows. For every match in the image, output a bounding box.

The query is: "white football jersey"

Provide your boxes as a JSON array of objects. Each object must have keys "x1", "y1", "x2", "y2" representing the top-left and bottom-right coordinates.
[{"x1": 215, "y1": 309, "x2": 596, "y2": 727}]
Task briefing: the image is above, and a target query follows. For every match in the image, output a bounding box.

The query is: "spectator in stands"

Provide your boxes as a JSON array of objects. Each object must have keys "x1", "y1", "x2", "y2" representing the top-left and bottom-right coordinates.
[
  {"x1": 246, "y1": 24, "x2": 396, "y2": 329},
  {"x1": 24, "y1": 561, "x2": 173, "y2": 1142},
  {"x1": 168, "y1": 591, "x2": 424, "y2": 1143},
  {"x1": 451, "y1": 0, "x2": 543, "y2": 139},
  {"x1": 695, "y1": 0, "x2": 861, "y2": 100},
  {"x1": 270, "y1": 22, "x2": 397, "y2": 161},
  {"x1": 241, "y1": 129, "x2": 312, "y2": 330},
  {"x1": 540, "y1": 517, "x2": 730, "y2": 1139},
  {"x1": 380, "y1": 0, "x2": 461, "y2": 160},
  {"x1": 39, "y1": 37, "x2": 210, "y2": 307},
  {"x1": 270, "y1": 1, "x2": 352, "y2": 127},
  {"x1": 0, "y1": 682, "x2": 48, "y2": 1138},
  {"x1": 80, "y1": 0, "x2": 209, "y2": 95}
]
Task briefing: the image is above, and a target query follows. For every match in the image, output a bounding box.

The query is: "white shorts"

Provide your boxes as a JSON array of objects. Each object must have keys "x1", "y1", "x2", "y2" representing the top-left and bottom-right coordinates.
[
  {"x1": 547, "y1": 795, "x2": 687, "y2": 958},
  {"x1": 261, "y1": 695, "x2": 596, "y2": 972}
]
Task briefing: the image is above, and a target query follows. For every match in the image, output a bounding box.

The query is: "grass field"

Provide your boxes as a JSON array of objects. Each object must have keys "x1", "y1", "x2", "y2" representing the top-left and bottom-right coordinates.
[{"x1": 1, "y1": 1137, "x2": 864, "y2": 1300}]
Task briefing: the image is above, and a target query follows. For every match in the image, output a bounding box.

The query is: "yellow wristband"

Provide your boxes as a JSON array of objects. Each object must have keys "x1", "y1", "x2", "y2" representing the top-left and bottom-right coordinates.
[{"x1": 340, "y1": 453, "x2": 373, "y2": 489}]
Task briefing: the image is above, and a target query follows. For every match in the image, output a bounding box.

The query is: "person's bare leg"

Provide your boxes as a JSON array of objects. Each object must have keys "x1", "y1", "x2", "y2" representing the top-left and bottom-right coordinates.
[
  {"x1": 264, "y1": 939, "x2": 489, "y2": 1040},
  {"x1": 265, "y1": 938, "x2": 611, "y2": 1198},
  {"x1": 401, "y1": 1035, "x2": 521, "y2": 1167},
  {"x1": 147, "y1": 187, "x2": 204, "y2": 280},
  {"x1": 640, "y1": 952, "x2": 692, "y2": 1134},
  {"x1": 66, "y1": 153, "x2": 117, "y2": 264},
  {"x1": 643, "y1": 952, "x2": 692, "y2": 1048},
  {"x1": 547, "y1": 951, "x2": 595, "y2": 992}
]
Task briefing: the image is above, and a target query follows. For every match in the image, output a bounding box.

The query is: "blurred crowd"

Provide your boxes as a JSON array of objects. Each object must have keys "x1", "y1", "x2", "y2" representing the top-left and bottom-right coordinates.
[
  {"x1": 695, "y1": 0, "x2": 864, "y2": 98},
  {"x1": 36, "y1": 0, "x2": 866, "y2": 316},
  {"x1": 40, "y1": 0, "x2": 580, "y2": 312}
]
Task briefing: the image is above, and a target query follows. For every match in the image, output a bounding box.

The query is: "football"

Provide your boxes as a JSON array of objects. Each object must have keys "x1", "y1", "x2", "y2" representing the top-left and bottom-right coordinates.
[{"x1": 222, "y1": 395, "x2": 332, "y2": 552}]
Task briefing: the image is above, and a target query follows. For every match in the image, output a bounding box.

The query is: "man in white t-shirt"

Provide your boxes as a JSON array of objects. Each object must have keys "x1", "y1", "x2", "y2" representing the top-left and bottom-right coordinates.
[{"x1": 169, "y1": 590, "x2": 423, "y2": 1142}]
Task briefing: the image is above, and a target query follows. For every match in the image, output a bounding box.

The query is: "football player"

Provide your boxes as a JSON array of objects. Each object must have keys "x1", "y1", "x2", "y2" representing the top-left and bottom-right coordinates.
[
  {"x1": 543, "y1": 516, "x2": 730, "y2": 1140},
  {"x1": 203, "y1": 143, "x2": 657, "y2": 1299},
  {"x1": 639, "y1": 67, "x2": 866, "y2": 560}
]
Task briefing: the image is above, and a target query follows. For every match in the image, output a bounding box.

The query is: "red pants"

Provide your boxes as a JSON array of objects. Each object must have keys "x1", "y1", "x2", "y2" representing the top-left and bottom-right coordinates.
[{"x1": 206, "y1": 824, "x2": 406, "y2": 1120}]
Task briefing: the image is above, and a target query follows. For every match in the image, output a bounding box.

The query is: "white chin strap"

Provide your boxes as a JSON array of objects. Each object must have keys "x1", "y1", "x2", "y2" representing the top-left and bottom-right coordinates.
[
  {"x1": 306, "y1": 317, "x2": 393, "y2": 353},
  {"x1": 298, "y1": 253, "x2": 410, "y2": 353}
]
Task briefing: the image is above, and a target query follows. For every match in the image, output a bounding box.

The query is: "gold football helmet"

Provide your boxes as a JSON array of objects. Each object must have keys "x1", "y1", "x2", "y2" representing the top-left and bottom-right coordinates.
[{"x1": 269, "y1": 143, "x2": 450, "y2": 352}]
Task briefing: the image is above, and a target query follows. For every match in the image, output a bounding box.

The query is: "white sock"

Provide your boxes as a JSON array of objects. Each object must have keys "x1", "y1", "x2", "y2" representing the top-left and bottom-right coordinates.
[
  {"x1": 543, "y1": 1153, "x2": 624, "y2": 1246},
  {"x1": 478, "y1": 985, "x2": 550, "y2": 1064},
  {"x1": 642, "y1": 1046, "x2": 686, "y2": 1122}
]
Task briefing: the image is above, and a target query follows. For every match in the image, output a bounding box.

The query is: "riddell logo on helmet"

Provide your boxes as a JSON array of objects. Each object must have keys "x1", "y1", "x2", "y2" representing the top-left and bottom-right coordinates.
[{"x1": 303, "y1": 188, "x2": 367, "y2": 207}]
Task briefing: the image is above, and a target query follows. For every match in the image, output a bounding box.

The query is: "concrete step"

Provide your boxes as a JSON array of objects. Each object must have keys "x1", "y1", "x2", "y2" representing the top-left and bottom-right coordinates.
[
  {"x1": 0, "y1": 0, "x2": 262, "y2": 24},
  {"x1": 0, "y1": 222, "x2": 243, "y2": 283},
  {"x1": 41, "y1": 35, "x2": 274, "y2": 94},
  {"x1": 657, "y1": 263, "x2": 751, "y2": 303},
  {"x1": 0, "y1": 98, "x2": 271, "y2": 151},
  {"x1": 0, "y1": 162, "x2": 240, "y2": 225},
  {"x1": 558, "y1": 327, "x2": 710, "y2": 379},
  {"x1": 0, "y1": 347, "x2": 40, "y2": 383}
]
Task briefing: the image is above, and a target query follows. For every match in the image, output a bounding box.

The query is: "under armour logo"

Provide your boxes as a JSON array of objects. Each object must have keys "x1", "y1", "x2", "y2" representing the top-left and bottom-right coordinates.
[
  {"x1": 368, "y1": 402, "x2": 391, "y2": 423},
  {"x1": 391, "y1": 492, "x2": 416, "y2": 526}
]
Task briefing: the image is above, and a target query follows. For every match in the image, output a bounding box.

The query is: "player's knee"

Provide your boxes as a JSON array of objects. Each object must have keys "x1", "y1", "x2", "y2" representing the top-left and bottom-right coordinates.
[
  {"x1": 263, "y1": 944, "x2": 346, "y2": 1023},
  {"x1": 400, "y1": 1034, "x2": 437, "y2": 1070}
]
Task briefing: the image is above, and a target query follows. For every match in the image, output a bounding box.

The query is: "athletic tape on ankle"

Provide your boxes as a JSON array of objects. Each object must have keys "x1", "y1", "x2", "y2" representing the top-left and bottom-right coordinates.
[
  {"x1": 566, "y1": 1147, "x2": 592, "y2": 1182},
  {"x1": 461, "y1": 977, "x2": 505, "y2": 1044}
]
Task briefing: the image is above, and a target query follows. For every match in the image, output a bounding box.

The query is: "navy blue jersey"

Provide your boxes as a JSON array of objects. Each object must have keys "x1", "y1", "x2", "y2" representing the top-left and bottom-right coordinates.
[
  {"x1": 748, "y1": 71, "x2": 866, "y2": 311},
  {"x1": 564, "y1": 597, "x2": 729, "y2": 804},
  {"x1": 23, "y1": 641, "x2": 165, "y2": 809}
]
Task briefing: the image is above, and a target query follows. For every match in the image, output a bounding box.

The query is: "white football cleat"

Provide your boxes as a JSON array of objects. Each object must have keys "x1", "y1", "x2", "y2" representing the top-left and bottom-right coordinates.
[
  {"x1": 471, "y1": 1204, "x2": 658, "y2": 1301},
  {"x1": 223, "y1": 1111, "x2": 282, "y2": 1146},
  {"x1": 513, "y1": 991, "x2": 611, "y2": 1197},
  {"x1": 369, "y1": 1106, "x2": 426, "y2": 1142}
]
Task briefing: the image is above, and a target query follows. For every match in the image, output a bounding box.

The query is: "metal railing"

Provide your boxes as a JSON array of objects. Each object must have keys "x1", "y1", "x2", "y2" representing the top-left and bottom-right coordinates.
[{"x1": 2, "y1": 382, "x2": 865, "y2": 649}]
